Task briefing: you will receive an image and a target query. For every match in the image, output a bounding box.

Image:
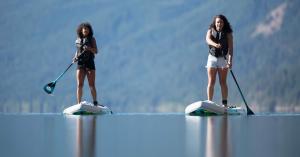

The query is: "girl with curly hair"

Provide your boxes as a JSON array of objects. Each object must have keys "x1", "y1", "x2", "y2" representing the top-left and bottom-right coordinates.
[
  {"x1": 74, "y1": 22, "x2": 100, "y2": 106},
  {"x1": 205, "y1": 14, "x2": 233, "y2": 107}
]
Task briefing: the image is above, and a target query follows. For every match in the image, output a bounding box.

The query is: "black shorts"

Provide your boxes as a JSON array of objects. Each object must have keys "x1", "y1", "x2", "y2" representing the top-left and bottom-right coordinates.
[{"x1": 77, "y1": 59, "x2": 95, "y2": 70}]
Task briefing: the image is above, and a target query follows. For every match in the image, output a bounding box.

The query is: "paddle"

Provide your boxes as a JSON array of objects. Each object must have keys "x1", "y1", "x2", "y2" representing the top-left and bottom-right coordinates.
[
  {"x1": 43, "y1": 48, "x2": 88, "y2": 94},
  {"x1": 43, "y1": 62, "x2": 74, "y2": 94},
  {"x1": 225, "y1": 57, "x2": 254, "y2": 115}
]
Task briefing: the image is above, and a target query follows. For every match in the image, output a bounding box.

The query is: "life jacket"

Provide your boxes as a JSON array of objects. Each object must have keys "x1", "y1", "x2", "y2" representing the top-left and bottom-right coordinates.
[
  {"x1": 208, "y1": 28, "x2": 228, "y2": 57},
  {"x1": 75, "y1": 37, "x2": 95, "y2": 62}
]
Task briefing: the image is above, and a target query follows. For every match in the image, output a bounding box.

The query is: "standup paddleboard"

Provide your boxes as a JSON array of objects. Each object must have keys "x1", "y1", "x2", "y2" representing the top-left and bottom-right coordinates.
[
  {"x1": 185, "y1": 100, "x2": 245, "y2": 116},
  {"x1": 63, "y1": 101, "x2": 112, "y2": 115}
]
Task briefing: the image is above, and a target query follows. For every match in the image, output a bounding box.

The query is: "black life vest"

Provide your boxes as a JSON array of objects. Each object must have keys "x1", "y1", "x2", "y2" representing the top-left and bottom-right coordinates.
[
  {"x1": 75, "y1": 37, "x2": 94, "y2": 62},
  {"x1": 208, "y1": 29, "x2": 228, "y2": 57}
]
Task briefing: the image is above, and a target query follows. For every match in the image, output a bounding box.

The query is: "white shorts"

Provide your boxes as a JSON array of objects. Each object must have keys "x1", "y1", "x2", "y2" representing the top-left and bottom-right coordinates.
[{"x1": 206, "y1": 54, "x2": 228, "y2": 68}]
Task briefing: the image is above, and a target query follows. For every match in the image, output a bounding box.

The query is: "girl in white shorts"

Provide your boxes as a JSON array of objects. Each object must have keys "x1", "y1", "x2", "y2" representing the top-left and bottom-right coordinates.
[
  {"x1": 206, "y1": 54, "x2": 228, "y2": 69},
  {"x1": 205, "y1": 14, "x2": 233, "y2": 107}
]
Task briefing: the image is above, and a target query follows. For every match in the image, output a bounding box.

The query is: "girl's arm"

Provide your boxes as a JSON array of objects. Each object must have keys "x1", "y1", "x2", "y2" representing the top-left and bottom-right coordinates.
[
  {"x1": 86, "y1": 37, "x2": 98, "y2": 54},
  {"x1": 206, "y1": 29, "x2": 221, "y2": 48},
  {"x1": 227, "y1": 33, "x2": 233, "y2": 68},
  {"x1": 73, "y1": 51, "x2": 79, "y2": 62}
]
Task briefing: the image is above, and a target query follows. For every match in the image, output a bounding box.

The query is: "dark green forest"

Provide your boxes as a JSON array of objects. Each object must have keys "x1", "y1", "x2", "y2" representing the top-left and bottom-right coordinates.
[{"x1": 0, "y1": 0, "x2": 299, "y2": 113}]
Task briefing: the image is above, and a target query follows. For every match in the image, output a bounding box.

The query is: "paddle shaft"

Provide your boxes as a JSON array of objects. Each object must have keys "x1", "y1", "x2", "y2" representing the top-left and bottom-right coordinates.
[
  {"x1": 228, "y1": 69, "x2": 254, "y2": 115},
  {"x1": 53, "y1": 62, "x2": 74, "y2": 83},
  {"x1": 223, "y1": 56, "x2": 254, "y2": 115},
  {"x1": 52, "y1": 50, "x2": 83, "y2": 83}
]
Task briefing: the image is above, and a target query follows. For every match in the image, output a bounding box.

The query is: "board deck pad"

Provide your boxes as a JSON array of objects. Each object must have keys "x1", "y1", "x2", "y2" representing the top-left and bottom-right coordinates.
[
  {"x1": 63, "y1": 101, "x2": 112, "y2": 115},
  {"x1": 185, "y1": 100, "x2": 245, "y2": 116}
]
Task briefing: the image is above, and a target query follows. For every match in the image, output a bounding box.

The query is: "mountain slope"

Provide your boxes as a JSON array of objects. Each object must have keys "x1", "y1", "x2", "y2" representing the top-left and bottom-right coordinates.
[{"x1": 0, "y1": 0, "x2": 299, "y2": 112}]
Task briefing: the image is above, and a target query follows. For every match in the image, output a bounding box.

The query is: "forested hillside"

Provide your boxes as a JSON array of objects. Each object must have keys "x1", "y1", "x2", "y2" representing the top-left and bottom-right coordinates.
[{"x1": 0, "y1": 0, "x2": 299, "y2": 113}]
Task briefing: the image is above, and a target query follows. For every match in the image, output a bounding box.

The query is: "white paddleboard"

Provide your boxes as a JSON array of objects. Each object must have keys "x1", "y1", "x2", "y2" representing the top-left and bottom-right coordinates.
[
  {"x1": 185, "y1": 100, "x2": 245, "y2": 116},
  {"x1": 63, "y1": 101, "x2": 112, "y2": 115}
]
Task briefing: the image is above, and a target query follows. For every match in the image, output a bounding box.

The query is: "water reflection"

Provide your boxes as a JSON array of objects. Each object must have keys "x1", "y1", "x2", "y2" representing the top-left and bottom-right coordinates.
[
  {"x1": 65, "y1": 115, "x2": 96, "y2": 157},
  {"x1": 185, "y1": 116, "x2": 231, "y2": 157},
  {"x1": 2, "y1": 114, "x2": 300, "y2": 157}
]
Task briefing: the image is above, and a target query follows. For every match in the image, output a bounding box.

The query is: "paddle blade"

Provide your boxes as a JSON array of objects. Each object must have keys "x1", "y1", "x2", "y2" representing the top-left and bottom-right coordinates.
[
  {"x1": 43, "y1": 82, "x2": 56, "y2": 94},
  {"x1": 247, "y1": 107, "x2": 255, "y2": 115}
]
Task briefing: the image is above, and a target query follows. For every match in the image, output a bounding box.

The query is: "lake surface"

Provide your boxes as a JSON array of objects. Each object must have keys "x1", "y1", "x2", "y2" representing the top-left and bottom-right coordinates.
[{"x1": 1, "y1": 113, "x2": 300, "y2": 157}]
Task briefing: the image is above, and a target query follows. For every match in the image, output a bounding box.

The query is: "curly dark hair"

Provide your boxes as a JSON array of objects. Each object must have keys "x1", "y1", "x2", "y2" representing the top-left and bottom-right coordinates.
[
  {"x1": 209, "y1": 14, "x2": 233, "y2": 33},
  {"x1": 76, "y1": 22, "x2": 94, "y2": 38}
]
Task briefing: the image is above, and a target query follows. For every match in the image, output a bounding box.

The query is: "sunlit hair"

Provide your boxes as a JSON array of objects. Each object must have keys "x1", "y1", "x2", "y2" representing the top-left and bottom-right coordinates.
[
  {"x1": 209, "y1": 14, "x2": 233, "y2": 33},
  {"x1": 76, "y1": 22, "x2": 94, "y2": 38}
]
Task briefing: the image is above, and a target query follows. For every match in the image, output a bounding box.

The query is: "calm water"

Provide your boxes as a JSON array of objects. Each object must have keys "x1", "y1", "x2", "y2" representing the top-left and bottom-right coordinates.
[{"x1": 1, "y1": 113, "x2": 300, "y2": 157}]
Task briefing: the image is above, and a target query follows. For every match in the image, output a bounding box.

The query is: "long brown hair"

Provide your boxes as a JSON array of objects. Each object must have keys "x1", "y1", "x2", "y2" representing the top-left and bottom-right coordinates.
[{"x1": 209, "y1": 14, "x2": 233, "y2": 33}]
